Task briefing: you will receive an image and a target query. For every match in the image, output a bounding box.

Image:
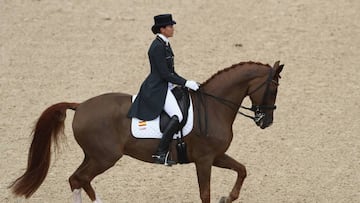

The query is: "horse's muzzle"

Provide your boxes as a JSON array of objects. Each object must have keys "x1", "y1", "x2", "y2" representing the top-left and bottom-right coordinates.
[
  {"x1": 259, "y1": 120, "x2": 273, "y2": 129},
  {"x1": 255, "y1": 113, "x2": 273, "y2": 129}
]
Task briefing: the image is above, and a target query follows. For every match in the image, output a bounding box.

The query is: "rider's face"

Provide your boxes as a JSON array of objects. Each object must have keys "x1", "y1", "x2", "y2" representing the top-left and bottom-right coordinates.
[{"x1": 160, "y1": 25, "x2": 174, "y2": 38}]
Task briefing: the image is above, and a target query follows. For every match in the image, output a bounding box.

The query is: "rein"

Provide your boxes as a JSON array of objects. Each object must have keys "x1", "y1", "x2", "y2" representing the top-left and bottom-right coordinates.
[
  {"x1": 196, "y1": 68, "x2": 277, "y2": 134},
  {"x1": 197, "y1": 90, "x2": 255, "y2": 118}
]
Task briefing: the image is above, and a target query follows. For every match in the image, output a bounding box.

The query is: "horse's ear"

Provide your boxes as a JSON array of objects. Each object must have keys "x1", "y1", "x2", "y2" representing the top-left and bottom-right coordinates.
[
  {"x1": 276, "y1": 64, "x2": 284, "y2": 78},
  {"x1": 273, "y1": 61, "x2": 283, "y2": 78},
  {"x1": 273, "y1": 61, "x2": 280, "y2": 69}
]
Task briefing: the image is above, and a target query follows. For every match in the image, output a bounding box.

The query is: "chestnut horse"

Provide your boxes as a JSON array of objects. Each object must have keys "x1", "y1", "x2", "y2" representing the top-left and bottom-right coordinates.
[{"x1": 10, "y1": 61, "x2": 284, "y2": 203}]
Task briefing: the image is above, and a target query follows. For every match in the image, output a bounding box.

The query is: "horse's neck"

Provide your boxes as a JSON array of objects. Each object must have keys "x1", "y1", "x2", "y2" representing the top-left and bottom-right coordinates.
[{"x1": 201, "y1": 66, "x2": 254, "y2": 122}]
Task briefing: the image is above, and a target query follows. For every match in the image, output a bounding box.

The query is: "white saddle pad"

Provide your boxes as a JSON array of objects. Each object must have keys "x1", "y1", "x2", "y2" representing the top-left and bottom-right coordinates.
[{"x1": 131, "y1": 95, "x2": 194, "y2": 139}]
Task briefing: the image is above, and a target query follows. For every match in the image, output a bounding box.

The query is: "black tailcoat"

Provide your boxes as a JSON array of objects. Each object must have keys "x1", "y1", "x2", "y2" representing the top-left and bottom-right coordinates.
[{"x1": 127, "y1": 36, "x2": 187, "y2": 120}]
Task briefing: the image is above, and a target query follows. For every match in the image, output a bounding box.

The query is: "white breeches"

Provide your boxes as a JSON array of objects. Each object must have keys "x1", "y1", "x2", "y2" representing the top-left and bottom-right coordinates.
[{"x1": 164, "y1": 88, "x2": 183, "y2": 122}]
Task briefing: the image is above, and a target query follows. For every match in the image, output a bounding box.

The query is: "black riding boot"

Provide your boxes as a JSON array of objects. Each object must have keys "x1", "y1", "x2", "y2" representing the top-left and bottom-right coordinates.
[{"x1": 152, "y1": 115, "x2": 180, "y2": 166}]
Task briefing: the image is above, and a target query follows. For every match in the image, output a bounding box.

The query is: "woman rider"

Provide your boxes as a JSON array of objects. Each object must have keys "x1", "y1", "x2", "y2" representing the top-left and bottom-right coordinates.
[{"x1": 127, "y1": 14, "x2": 199, "y2": 165}]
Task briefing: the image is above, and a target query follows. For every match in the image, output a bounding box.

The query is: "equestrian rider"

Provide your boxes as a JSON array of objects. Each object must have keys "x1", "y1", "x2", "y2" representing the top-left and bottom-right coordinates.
[{"x1": 127, "y1": 14, "x2": 199, "y2": 165}]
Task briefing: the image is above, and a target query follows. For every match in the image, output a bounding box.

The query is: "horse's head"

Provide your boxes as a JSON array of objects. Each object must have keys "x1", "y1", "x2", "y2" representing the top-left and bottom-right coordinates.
[{"x1": 248, "y1": 61, "x2": 283, "y2": 129}]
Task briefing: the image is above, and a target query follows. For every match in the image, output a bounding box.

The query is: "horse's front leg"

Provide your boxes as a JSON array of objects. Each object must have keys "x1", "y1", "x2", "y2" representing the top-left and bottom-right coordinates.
[
  {"x1": 195, "y1": 158, "x2": 213, "y2": 203},
  {"x1": 213, "y1": 154, "x2": 247, "y2": 202}
]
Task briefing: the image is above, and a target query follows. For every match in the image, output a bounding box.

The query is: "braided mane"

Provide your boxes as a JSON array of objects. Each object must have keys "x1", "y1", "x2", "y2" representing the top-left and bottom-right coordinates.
[{"x1": 201, "y1": 61, "x2": 271, "y2": 86}]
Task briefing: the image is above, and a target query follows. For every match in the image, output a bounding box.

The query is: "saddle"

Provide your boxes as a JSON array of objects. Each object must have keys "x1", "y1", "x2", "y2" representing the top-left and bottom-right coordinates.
[{"x1": 159, "y1": 86, "x2": 190, "y2": 133}]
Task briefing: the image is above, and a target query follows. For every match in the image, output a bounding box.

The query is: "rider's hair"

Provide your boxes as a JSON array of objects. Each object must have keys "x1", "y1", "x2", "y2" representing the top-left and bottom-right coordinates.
[{"x1": 152, "y1": 26, "x2": 166, "y2": 34}]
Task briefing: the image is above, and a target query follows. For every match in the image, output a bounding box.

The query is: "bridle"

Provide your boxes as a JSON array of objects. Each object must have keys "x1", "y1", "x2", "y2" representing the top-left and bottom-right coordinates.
[{"x1": 197, "y1": 68, "x2": 278, "y2": 125}]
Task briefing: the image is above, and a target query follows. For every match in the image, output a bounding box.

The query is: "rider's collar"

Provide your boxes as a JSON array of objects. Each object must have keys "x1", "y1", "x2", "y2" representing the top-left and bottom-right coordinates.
[{"x1": 157, "y1": 34, "x2": 169, "y2": 46}]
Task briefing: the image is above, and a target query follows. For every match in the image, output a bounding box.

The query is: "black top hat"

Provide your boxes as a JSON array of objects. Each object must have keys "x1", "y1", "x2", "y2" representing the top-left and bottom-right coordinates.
[{"x1": 151, "y1": 14, "x2": 176, "y2": 34}]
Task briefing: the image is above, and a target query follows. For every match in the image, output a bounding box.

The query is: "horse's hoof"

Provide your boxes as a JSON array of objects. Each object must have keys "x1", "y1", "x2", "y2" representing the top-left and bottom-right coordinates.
[{"x1": 219, "y1": 196, "x2": 231, "y2": 203}]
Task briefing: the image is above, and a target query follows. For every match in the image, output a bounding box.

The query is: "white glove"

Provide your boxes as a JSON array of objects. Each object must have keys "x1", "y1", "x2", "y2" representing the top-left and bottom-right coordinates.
[{"x1": 185, "y1": 80, "x2": 199, "y2": 91}]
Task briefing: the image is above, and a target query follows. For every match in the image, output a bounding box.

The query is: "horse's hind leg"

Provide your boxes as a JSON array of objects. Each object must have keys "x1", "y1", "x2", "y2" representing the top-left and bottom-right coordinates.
[
  {"x1": 69, "y1": 156, "x2": 88, "y2": 203},
  {"x1": 69, "y1": 155, "x2": 122, "y2": 203},
  {"x1": 213, "y1": 154, "x2": 247, "y2": 203}
]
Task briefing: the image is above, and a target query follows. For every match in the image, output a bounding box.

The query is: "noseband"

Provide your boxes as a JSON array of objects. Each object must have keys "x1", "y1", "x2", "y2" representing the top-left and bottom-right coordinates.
[{"x1": 198, "y1": 68, "x2": 277, "y2": 123}]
